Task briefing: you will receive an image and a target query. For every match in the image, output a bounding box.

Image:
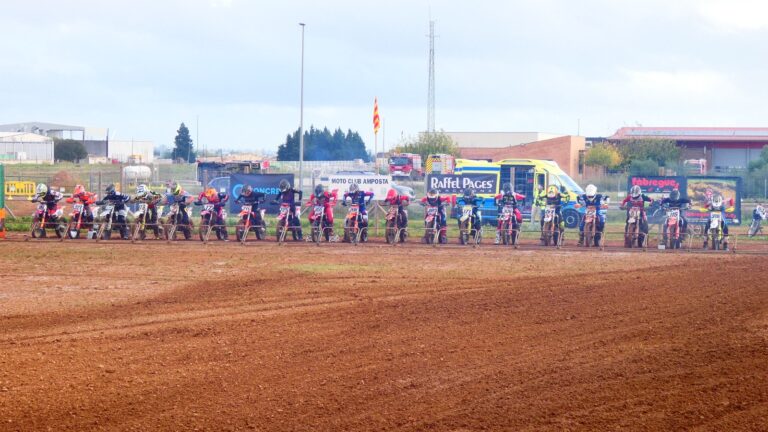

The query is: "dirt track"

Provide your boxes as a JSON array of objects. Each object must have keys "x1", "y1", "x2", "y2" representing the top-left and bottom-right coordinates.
[{"x1": 1, "y1": 240, "x2": 767, "y2": 431}]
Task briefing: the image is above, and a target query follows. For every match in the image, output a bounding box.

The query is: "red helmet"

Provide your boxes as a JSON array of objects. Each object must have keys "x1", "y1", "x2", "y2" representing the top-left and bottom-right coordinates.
[
  {"x1": 73, "y1": 184, "x2": 85, "y2": 195},
  {"x1": 386, "y1": 189, "x2": 397, "y2": 202}
]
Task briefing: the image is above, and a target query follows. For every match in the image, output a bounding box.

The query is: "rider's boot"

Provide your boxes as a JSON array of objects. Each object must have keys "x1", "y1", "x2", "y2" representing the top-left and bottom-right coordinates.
[
  {"x1": 495, "y1": 231, "x2": 501, "y2": 245},
  {"x1": 296, "y1": 228, "x2": 303, "y2": 241},
  {"x1": 723, "y1": 236, "x2": 729, "y2": 251},
  {"x1": 578, "y1": 233, "x2": 584, "y2": 246},
  {"x1": 702, "y1": 240, "x2": 708, "y2": 249}
]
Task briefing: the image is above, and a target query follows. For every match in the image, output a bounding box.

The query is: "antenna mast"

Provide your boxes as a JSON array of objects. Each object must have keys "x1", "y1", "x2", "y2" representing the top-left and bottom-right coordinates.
[{"x1": 427, "y1": 20, "x2": 436, "y2": 133}]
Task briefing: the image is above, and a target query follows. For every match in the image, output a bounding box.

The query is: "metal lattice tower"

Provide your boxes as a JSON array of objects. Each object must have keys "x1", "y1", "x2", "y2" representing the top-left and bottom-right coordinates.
[{"x1": 427, "y1": 20, "x2": 435, "y2": 133}]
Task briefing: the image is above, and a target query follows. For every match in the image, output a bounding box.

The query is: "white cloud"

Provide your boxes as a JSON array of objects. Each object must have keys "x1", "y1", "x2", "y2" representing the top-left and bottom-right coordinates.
[{"x1": 698, "y1": 0, "x2": 768, "y2": 31}]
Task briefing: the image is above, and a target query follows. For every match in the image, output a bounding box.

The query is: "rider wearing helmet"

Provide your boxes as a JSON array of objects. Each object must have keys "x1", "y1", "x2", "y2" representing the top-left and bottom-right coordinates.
[
  {"x1": 131, "y1": 184, "x2": 163, "y2": 238},
  {"x1": 66, "y1": 184, "x2": 97, "y2": 226},
  {"x1": 576, "y1": 184, "x2": 609, "y2": 246},
  {"x1": 96, "y1": 183, "x2": 132, "y2": 239},
  {"x1": 31, "y1": 183, "x2": 65, "y2": 217},
  {"x1": 384, "y1": 188, "x2": 411, "y2": 228},
  {"x1": 457, "y1": 187, "x2": 482, "y2": 238},
  {"x1": 272, "y1": 179, "x2": 303, "y2": 240},
  {"x1": 307, "y1": 184, "x2": 339, "y2": 237},
  {"x1": 703, "y1": 193, "x2": 734, "y2": 250},
  {"x1": 659, "y1": 189, "x2": 692, "y2": 240},
  {"x1": 162, "y1": 181, "x2": 194, "y2": 229},
  {"x1": 195, "y1": 186, "x2": 230, "y2": 239},
  {"x1": 494, "y1": 182, "x2": 525, "y2": 244},
  {"x1": 420, "y1": 187, "x2": 454, "y2": 242},
  {"x1": 534, "y1": 184, "x2": 568, "y2": 242},
  {"x1": 234, "y1": 184, "x2": 266, "y2": 227},
  {"x1": 342, "y1": 182, "x2": 375, "y2": 226},
  {"x1": 620, "y1": 185, "x2": 654, "y2": 245}
]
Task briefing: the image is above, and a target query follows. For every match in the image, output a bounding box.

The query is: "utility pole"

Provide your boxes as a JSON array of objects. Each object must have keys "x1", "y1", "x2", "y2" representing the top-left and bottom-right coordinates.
[
  {"x1": 299, "y1": 23, "x2": 306, "y2": 192},
  {"x1": 427, "y1": 20, "x2": 436, "y2": 133}
]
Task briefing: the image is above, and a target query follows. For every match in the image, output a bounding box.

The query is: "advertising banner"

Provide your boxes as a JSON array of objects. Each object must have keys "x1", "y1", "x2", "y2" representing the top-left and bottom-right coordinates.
[
  {"x1": 628, "y1": 175, "x2": 742, "y2": 225},
  {"x1": 229, "y1": 173, "x2": 294, "y2": 214},
  {"x1": 316, "y1": 174, "x2": 393, "y2": 199},
  {"x1": 685, "y1": 176, "x2": 742, "y2": 225},
  {"x1": 426, "y1": 173, "x2": 498, "y2": 195}
]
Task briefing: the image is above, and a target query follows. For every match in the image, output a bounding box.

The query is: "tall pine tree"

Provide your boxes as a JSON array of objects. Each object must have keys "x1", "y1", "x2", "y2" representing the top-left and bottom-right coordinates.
[
  {"x1": 172, "y1": 123, "x2": 196, "y2": 163},
  {"x1": 277, "y1": 126, "x2": 369, "y2": 161}
]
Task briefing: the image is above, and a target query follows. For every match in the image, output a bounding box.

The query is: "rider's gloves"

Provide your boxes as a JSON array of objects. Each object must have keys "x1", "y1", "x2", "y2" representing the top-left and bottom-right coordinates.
[{"x1": 342, "y1": 201, "x2": 347, "y2": 206}]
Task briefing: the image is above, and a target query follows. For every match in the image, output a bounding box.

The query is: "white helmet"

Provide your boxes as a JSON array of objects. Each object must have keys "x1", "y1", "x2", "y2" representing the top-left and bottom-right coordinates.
[
  {"x1": 136, "y1": 184, "x2": 148, "y2": 198},
  {"x1": 630, "y1": 185, "x2": 641, "y2": 198},
  {"x1": 585, "y1": 184, "x2": 597, "y2": 199},
  {"x1": 712, "y1": 195, "x2": 724, "y2": 208},
  {"x1": 36, "y1": 183, "x2": 48, "y2": 197}
]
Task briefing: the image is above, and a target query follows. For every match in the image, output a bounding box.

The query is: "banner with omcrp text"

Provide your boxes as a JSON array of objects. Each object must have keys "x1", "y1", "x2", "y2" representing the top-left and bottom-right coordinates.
[{"x1": 317, "y1": 174, "x2": 393, "y2": 199}]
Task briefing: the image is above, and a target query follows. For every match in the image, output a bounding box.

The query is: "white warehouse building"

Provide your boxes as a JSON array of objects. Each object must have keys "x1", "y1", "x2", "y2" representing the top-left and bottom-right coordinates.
[{"x1": 0, "y1": 132, "x2": 54, "y2": 163}]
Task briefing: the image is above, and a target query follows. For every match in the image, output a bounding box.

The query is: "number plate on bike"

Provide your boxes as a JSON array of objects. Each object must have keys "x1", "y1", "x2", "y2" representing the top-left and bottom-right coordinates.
[
  {"x1": 313, "y1": 205, "x2": 324, "y2": 215},
  {"x1": 203, "y1": 204, "x2": 214, "y2": 211},
  {"x1": 73, "y1": 204, "x2": 84, "y2": 212},
  {"x1": 241, "y1": 205, "x2": 252, "y2": 213}
]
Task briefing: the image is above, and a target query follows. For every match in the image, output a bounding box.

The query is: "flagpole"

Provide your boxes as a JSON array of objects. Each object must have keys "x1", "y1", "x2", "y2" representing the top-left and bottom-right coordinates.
[{"x1": 375, "y1": 133, "x2": 378, "y2": 173}]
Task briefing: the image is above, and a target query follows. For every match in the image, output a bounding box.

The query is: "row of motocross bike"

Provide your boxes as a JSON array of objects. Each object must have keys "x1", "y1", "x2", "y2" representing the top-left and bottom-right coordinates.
[{"x1": 28, "y1": 198, "x2": 766, "y2": 249}]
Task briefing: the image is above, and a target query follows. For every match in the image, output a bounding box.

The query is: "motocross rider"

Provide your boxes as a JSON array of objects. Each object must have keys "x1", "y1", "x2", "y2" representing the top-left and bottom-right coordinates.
[
  {"x1": 620, "y1": 185, "x2": 653, "y2": 240},
  {"x1": 96, "y1": 183, "x2": 131, "y2": 239},
  {"x1": 272, "y1": 179, "x2": 303, "y2": 240},
  {"x1": 31, "y1": 183, "x2": 64, "y2": 217},
  {"x1": 576, "y1": 184, "x2": 609, "y2": 246},
  {"x1": 702, "y1": 194, "x2": 733, "y2": 250},
  {"x1": 195, "y1": 187, "x2": 229, "y2": 239},
  {"x1": 342, "y1": 183, "x2": 374, "y2": 226},
  {"x1": 494, "y1": 182, "x2": 525, "y2": 244},
  {"x1": 307, "y1": 184, "x2": 338, "y2": 237},
  {"x1": 163, "y1": 182, "x2": 193, "y2": 228},
  {"x1": 66, "y1": 184, "x2": 97, "y2": 226},
  {"x1": 457, "y1": 187, "x2": 482, "y2": 235},
  {"x1": 234, "y1": 184, "x2": 266, "y2": 227},
  {"x1": 659, "y1": 189, "x2": 691, "y2": 238},
  {"x1": 384, "y1": 188, "x2": 410, "y2": 228},
  {"x1": 420, "y1": 188, "x2": 453, "y2": 241},
  {"x1": 132, "y1": 184, "x2": 162, "y2": 237},
  {"x1": 534, "y1": 185, "x2": 568, "y2": 241}
]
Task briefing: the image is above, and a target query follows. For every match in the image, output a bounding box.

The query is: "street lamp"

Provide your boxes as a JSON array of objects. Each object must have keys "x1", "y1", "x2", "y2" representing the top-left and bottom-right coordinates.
[{"x1": 299, "y1": 22, "x2": 305, "y2": 193}]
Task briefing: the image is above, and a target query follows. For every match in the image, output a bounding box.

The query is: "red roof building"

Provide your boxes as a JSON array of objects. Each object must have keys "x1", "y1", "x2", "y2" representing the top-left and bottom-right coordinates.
[{"x1": 608, "y1": 127, "x2": 768, "y2": 171}]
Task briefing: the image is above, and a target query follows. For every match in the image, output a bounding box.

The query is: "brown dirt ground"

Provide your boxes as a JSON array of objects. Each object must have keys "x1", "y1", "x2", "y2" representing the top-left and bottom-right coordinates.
[{"x1": 0, "y1": 240, "x2": 767, "y2": 431}]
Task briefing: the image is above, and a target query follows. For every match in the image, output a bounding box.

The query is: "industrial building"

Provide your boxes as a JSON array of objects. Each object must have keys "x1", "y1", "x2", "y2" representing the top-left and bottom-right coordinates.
[
  {"x1": 0, "y1": 132, "x2": 54, "y2": 163},
  {"x1": 608, "y1": 127, "x2": 768, "y2": 172},
  {"x1": 0, "y1": 121, "x2": 154, "y2": 163}
]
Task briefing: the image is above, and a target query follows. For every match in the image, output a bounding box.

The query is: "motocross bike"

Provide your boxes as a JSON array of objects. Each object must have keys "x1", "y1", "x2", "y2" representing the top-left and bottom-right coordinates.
[
  {"x1": 65, "y1": 202, "x2": 92, "y2": 239},
  {"x1": 95, "y1": 202, "x2": 129, "y2": 240},
  {"x1": 497, "y1": 205, "x2": 519, "y2": 247},
  {"x1": 275, "y1": 203, "x2": 301, "y2": 243},
  {"x1": 343, "y1": 203, "x2": 368, "y2": 244},
  {"x1": 423, "y1": 205, "x2": 447, "y2": 245},
  {"x1": 385, "y1": 205, "x2": 408, "y2": 244},
  {"x1": 662, "y1": 207, "x2": 685, "y2": 250},
  {"x1": 707, "y1": 210, "x2": 726, "y2": 250},
  {"x1": 30, "y1": 203, "x2": 67, "y2": 239},
  {"x1": 164, "y1": 203, "x2": 193, "y2": 241},
  {"x1": 236, "y1": 201, "x2": 266, "y2": 243},
  {"x1": 623, "y1": 206, "x2": 646, "y2": 249},
  {"x1": 131, "y1": 203, "x2": 161, "y2": 242},
  {"x1": 748, "y1": 204, "x2": 765, "y2": 237},
  {"x1": 308, "y1": 203, "x2": 335, "y2": 244},
  {"x1": 458, "y1": 204, "x2": 482, "y2": 245},
  {"x1": 199, "y1": 203, "x2": 228, "y2": 242},
  {"x1": 541, "y1": 205, "x2": 563, "y2": 247}
]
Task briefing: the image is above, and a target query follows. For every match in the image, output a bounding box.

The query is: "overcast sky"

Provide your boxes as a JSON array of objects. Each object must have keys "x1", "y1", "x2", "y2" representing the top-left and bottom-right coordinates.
[{"x1": 2, "y1": 0, "x2": 767, "y2": 155}]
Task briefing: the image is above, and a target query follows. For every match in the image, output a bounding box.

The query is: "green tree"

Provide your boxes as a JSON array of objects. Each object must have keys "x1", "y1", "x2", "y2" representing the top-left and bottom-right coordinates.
[
  {"x1": 584, "y1": 143, "x2": 622, "y2": 170},
  {"x1": 171, "y1": 123, "x2": 196, "y2": 163},
  {"x1": 277, "y1": 126, "x2": 370, "y2": 161},
  {"x1": 629, "y1": 158, "x2": 660, "y2": 176},
  {"x1": 615, "y1": 139, "x2": 681, "y2": 169},
  {"x1": 53, "y1": 139, "x2": 88, "y2": 162},
  {"x1": 393, "y1": 130, "x2": 460, "y2": 161}
]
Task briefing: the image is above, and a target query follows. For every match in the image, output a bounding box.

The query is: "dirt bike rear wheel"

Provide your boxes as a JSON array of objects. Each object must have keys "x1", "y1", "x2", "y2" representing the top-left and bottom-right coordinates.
[
  {"x1": 748, "y1": 220, "x2": 760, "y2": 237},
  {"x1": 67, "y1": 221, "x2": 81, "y2": 239},
  {"x1": 30, "y1": 220, "x2": 45, "y2": 238}
]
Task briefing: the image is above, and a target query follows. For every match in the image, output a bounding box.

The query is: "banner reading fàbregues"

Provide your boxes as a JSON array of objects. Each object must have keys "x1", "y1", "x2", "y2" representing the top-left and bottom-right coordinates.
[
  {"x1": 316, "y1": 174, "x2": 393, "y2": 199},
  {"x1": 229, "y1": 173, "x2": 294, "y2": 214},
  {"x1": 427, "y1": 173, "x2": 497, "y2": 195}
]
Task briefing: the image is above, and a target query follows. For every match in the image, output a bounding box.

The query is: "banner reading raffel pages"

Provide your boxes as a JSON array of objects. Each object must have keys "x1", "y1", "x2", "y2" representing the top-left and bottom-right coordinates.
[
  {"x1": 316, "y1": 174, "x2": 393, "y2": 199},
  {"x1": 426, "y1": 173, "x2": 498, "y2": 195}
]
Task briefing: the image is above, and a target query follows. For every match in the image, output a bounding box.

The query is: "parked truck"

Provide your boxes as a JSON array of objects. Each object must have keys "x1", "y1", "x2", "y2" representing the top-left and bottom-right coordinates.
[{"x1": 388, "y1": 153, "x2": 423, "y2": 179}]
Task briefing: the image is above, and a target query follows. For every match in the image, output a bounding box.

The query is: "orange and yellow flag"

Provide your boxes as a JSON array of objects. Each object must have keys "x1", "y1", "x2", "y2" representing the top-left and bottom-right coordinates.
[{"x1": 373, "y1": 98, "x2": 381, "y2": 135}]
